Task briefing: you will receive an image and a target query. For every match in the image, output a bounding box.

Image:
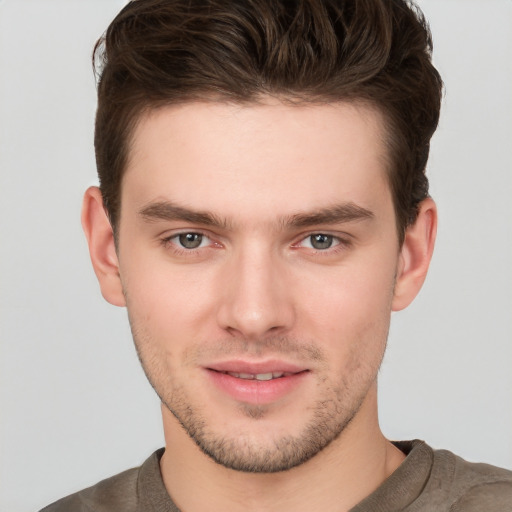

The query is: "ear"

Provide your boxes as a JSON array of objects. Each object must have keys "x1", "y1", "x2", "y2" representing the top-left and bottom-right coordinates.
[
  {"x1": 392, "y1": 198, "x2": 437, "y2": 311},
  {"x1": 81, "y1": 186, "x2": 126, "y2": 307}
]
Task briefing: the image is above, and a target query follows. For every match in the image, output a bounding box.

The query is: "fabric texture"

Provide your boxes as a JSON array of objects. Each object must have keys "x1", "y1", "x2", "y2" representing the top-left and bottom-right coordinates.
[{"x1": 40, "y1": 441, "x2": 512, "y2": 512}]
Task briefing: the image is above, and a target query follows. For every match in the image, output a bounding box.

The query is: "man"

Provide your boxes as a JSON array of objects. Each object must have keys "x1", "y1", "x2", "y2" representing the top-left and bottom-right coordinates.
[{"x1": 41, "y1": 0, "x2": 512, "y2": 510}]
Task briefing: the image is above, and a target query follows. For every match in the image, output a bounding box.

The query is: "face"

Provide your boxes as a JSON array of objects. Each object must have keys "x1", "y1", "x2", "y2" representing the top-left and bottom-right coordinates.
[{"x1": 116, "y1": 100, "x2": 401, "y2": 472}]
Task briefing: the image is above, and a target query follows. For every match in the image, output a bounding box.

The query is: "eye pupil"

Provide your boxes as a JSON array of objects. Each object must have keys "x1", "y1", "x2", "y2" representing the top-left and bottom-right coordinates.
[
  {"x1": 311, "y1": 234, "x2": 333, "y2": 250},
  {"x1": 179, "y1": 233, "x2": 203, "y2": 249}
]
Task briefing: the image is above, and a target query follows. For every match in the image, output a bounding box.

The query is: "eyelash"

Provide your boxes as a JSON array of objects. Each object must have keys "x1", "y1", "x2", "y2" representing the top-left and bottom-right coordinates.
[
  {"x1": 160, "y1": 231, "x2": 218, "y2": 257},
  {"x1": 160, "y1": 231, "x2": 352, "y2": 257},
  {"x1": 292, "y1": 233, "x2": 352, "y2": 256}
]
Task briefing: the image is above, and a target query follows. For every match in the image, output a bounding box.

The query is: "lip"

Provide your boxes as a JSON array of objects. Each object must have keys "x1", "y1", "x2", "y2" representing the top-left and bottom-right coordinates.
[
  {"x1": 205, "y1": 359, "x2": 310, "y2": 405},
  {"x1": 207, "y1": 359, "x2": 306, "y2": 375}
]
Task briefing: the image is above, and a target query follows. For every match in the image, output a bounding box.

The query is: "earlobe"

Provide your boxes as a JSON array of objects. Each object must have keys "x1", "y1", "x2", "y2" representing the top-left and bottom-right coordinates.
[
  {"x1": 392, "y1": 198, "x2": 437, "y2": 312},
  {"x1": 81, "y1": 186, "x2": 126, "y2": 307}
]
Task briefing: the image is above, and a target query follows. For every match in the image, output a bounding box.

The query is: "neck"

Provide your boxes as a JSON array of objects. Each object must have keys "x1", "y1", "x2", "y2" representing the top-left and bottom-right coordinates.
[{"x1": 159, "y1": 385, "x2": 405, "y2": 512}]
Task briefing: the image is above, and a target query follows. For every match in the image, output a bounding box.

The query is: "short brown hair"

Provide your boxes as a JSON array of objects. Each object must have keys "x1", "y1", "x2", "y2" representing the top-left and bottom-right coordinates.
[{"x1": 93, "y1": 0, "x2": 442, "y2": 243}]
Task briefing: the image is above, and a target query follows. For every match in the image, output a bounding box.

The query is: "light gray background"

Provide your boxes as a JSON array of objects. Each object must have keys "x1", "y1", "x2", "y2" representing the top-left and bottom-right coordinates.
[{"x1": 1, "y1": 1, "x2": 511, "y2": 510}]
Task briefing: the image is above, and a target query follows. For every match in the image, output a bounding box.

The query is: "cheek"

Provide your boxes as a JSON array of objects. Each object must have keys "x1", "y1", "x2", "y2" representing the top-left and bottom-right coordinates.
[
  {"x1": 295, "y1": 258, "x2": 395, "y2": 353},
  {"x1": 120, "y1": 256, "x2": 219, "y2": 343}
]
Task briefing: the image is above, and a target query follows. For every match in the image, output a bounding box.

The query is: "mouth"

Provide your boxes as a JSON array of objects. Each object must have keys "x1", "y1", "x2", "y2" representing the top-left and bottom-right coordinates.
[
  {"x1": 205, "y1": 362, "x2": 310, "y2": 404},
  {"x1": 213, "y1": 370, "x2": 297, "y2": 381}
]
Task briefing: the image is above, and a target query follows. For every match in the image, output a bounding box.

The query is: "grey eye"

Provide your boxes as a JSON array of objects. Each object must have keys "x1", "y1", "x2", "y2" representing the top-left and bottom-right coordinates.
[
  {"x1": 309, "y1": 234, "x2": 334, "y2": 250},
  {"x1": 178, "y1": 233, "x2": 203, "y2": 249}
]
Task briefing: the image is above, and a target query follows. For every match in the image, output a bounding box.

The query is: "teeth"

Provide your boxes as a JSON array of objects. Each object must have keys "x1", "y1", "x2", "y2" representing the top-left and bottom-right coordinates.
[
  {"x1": 255, "y1": 373, "x2": 273, "y2": 381},
  {"x1": 225, "y1": 371, "x2": 290, "y2": 380},
  {"x1": 227, "y1": 372, "x2": 252, "y2": 379}
]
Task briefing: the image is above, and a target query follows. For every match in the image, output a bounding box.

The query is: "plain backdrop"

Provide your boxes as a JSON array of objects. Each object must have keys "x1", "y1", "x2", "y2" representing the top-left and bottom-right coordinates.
[{"x1": 1, "y1": 1, "x2": 511, "y2": 510}]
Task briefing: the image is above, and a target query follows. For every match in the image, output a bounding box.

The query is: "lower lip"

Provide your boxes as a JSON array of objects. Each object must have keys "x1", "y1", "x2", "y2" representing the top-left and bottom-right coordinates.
[{"x1": 205, "y1": 369, "x2": 309, "y2": 405}]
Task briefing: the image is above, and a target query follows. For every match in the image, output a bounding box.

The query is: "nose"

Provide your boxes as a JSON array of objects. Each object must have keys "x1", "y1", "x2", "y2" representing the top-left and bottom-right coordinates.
[{"x1": 216, "y1": 245, "x2": 295, "y2": 339}]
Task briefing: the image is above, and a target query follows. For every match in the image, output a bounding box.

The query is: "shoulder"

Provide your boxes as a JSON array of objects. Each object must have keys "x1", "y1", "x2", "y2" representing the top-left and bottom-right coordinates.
[
  {"x1": 39, "y1": 448, "x2": 179, "y2": 512},
  {"x1": 41, "y1": 468, "x2": 139, "y2": 512},
  {"x1": 39, "y1": 449, "x2": 167, "y2": 512},
  {"x1": 39, "y1": 466, "x2": 140, "y2": 512},
  {"x1": 433, "y1": 448, "x2": 512, "y2": 511}
]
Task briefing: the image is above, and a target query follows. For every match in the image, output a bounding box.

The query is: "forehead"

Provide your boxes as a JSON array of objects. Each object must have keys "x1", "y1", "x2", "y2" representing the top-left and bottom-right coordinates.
[{"x1": 123, "y1": 99, "x2": 391, "y2": 222}]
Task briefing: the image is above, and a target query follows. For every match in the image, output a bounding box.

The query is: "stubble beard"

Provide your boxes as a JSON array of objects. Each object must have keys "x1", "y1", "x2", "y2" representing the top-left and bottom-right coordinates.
[
  {"x1": 129, "y1": 326, "x2": 385, "y2": 474},
  {"x1": 161, "y1": 377, "x2": 369, "y2": 473}
]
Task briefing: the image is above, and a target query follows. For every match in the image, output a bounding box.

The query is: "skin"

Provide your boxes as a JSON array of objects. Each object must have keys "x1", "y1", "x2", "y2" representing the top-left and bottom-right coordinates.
[{"x1": 82, "y1": 99, "x2": 436, "y2": 512}]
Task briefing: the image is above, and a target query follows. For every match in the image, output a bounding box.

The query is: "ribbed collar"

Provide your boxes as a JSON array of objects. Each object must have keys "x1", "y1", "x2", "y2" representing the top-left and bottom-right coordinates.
[{"x1": 137, "y1": 440, "x2": 434, "y2": 512}]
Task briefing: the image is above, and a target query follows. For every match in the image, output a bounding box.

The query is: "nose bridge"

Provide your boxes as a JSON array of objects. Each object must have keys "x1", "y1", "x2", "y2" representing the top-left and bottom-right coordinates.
[{"x1": 217, "y1": 240, "x2": 293, "y2": 337}]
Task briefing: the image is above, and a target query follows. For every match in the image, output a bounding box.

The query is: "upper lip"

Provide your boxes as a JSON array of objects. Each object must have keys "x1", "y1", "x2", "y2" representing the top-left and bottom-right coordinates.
[{"x1": 206, "y1": 359, "x2": 307, "y2": 375}]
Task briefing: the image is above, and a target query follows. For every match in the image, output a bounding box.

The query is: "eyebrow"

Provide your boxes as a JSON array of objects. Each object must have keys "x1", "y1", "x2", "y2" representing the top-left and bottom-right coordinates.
[
  {"x1": 284, "y1": 203, "x2": 374, "y2": 228},
  {"x1": 138, "y1": 200, "x2": 374, "y2": 230},
  {"x1": 139, "y1": 201, "x2": 230, "y2": 229}
]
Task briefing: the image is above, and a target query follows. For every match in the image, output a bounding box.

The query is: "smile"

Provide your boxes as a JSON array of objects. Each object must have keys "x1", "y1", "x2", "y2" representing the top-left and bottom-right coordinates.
[
  {"x1": 221, "y1": 371, "x2": 294, "y2": 381},
  {"x1": 206, "y1": 367, "x2": 310, "y2": 404}
]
